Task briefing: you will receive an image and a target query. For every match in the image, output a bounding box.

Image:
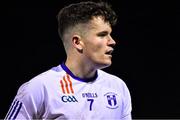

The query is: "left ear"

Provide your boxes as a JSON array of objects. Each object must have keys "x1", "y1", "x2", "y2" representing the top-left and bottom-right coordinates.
[{"x1": 72, "y1": 35, "x2": 84, "y2": 53}]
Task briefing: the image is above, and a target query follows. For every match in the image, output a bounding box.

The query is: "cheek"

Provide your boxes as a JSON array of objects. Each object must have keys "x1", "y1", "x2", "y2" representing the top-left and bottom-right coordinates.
[
  {"x1": 83, "y1": 38, "x2": 106, "y2": 56},
  {"x1": 89, "y1": 43, "x2": 104, "y2": 54},
  {"x1": 91, "y1": 39, "x2": 105, "y2": 50}
]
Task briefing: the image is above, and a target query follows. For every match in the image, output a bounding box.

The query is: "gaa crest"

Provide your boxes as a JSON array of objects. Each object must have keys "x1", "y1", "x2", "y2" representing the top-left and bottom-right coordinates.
[{"x1": 104, "y1": 92, "x2": 119, "y2": 109}]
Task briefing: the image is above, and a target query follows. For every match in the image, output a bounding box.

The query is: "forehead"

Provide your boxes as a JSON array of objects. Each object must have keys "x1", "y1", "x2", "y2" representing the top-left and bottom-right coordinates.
[{"x1": 71, "y1": 17, "x2": 112, "y2": 36}]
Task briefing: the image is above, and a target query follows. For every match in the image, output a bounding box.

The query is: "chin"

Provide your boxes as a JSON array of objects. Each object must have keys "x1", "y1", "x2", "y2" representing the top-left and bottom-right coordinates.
[{"x1": 97, "y1": 60, "x2": 112, "y2": 69}]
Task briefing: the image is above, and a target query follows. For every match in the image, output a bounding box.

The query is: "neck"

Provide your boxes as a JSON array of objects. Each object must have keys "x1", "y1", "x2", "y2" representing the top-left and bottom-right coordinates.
[{"x1": 65, "y1": 57, "x2": 97, "y2": 81}]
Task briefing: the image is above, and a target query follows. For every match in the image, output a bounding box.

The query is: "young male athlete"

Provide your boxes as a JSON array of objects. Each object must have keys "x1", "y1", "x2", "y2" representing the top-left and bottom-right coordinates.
[{"x1": 5, "y1": 1, "x2": 132, "y2": 119}]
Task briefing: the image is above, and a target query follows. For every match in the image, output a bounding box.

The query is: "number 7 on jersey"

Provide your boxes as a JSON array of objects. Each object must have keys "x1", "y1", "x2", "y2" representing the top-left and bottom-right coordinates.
[{"x1": 87, "y1": 99, "x2": 94, "y2": 111}]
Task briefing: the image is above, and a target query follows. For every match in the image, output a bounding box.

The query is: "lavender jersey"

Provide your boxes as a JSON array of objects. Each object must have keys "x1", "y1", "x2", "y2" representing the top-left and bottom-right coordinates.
[{"x1": 5, "y1": 63, "x2": 132, "y2": 120}]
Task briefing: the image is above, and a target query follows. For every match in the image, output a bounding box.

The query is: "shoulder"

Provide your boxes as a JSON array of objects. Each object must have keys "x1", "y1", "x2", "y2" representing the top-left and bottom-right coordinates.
[
  {"x1": 26, "y1": 65, "x2": 65, "y2": 87},
  {"x1": 15, "y1": 70, "x2": 50, "y2": 100},
  {"x1": 98, "y1": 69, "x2": 125, "y2": 84},
  {"x1": 97, "y1": 69, "x2": 130, "y2": 94},
  {"x1": 97, "y1": 70, "x2": 132, "y2": 117},
  {"x1": 15, "y1": 65, "x2": 64, "y2": 96},
  {"x1": 16, "y1": 65, "x2": 64, "y2": 99}
]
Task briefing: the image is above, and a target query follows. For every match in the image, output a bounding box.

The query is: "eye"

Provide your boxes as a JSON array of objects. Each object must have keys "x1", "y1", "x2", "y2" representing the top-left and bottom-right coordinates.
[
  {"x1": 98, "y1": 33, "x2": 106, "y2": 37},
  {"x1": 97, "y1": 31, "x2": 108, "y2": 37}
]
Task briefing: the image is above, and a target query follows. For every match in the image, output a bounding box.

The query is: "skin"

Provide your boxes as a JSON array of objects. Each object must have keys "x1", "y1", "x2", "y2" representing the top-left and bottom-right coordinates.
[{"x1": 64, "y1": 16, "x2": 116, "y2": 80}]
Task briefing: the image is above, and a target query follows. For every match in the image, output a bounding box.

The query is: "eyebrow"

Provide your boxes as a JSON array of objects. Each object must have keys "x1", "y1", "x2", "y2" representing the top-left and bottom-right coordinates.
[{"x1": 96, "y1": 31, "x2": 109, "y2": 36}]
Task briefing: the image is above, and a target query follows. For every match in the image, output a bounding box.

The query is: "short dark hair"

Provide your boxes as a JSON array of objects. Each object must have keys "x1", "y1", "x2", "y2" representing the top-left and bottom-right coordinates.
[{"x1": 57, "y1": 1, "x2": 117, "y2": 40}]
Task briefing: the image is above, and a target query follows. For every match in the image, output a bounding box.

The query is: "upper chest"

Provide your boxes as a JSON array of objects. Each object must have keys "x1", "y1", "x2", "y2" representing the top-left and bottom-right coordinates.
[{"x1": 42, "y1": 74, "x2": 124, "y2": 119}]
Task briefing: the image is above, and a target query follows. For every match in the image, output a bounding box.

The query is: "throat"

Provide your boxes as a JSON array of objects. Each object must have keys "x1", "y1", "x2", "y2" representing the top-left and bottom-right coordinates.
[
  {"x1": 63, "y1": 61, "x2": 98, "y2": 82},
  {"x1": 70, "y1": 66, "x2": 97, "y2": 81}
]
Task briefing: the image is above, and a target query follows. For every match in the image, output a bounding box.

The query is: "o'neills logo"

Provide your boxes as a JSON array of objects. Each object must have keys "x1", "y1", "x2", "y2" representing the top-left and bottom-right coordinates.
[{"x1": 60, "y1": 74, "x2": 74, "y2": 94}]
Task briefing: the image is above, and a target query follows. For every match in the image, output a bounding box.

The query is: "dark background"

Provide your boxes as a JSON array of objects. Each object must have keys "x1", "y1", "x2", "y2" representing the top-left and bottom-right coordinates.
[{"x1": 1, "y1": 0, "x2": 179, "y2": 119}]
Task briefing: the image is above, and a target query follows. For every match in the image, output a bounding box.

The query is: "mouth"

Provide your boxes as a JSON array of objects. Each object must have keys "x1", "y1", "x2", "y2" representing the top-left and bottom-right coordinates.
[{"x1": 105, "y1": 49, "x2": 114, "y2": 56}]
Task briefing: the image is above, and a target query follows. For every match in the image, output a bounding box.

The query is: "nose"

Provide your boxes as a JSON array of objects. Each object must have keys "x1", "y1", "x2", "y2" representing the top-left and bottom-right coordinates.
[{"x1": 108, "y1": 36, "x2": 116, "y2": 47}]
